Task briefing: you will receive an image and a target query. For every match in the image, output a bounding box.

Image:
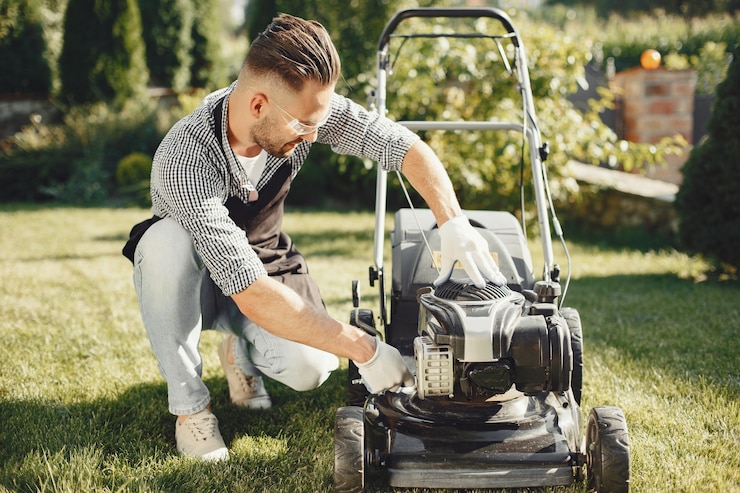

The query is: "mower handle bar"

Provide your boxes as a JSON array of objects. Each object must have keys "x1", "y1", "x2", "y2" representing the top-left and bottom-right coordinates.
[
  {"x1": 371, "y1": 8, "x2": 557, "y2": 327},
  {"x1": 377, "y1": 8, "x2": 519, "y2": 52},
  {"x1": 399, "y1": 121, "x2": 527, "y2": 133}
]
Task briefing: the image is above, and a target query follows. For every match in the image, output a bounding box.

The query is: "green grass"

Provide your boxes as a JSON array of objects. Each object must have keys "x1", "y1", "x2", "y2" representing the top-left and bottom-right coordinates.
[{"x1": 0, "y1": 205, "x2": 738, "y2": 493}]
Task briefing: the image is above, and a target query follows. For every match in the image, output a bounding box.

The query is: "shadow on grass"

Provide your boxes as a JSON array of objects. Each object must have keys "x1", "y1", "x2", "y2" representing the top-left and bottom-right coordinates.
[
  {"x1": 2, "y1": 269, "x2": 736, "y2": 492},
  {"x1": 94, "y1": 232, "x2": 131, "y2": 243},
  {"x1": 0, "y1": 203, "x2": 71, "y2": 213},
  {"x1": 0, "y1": 370, "x2": 350, "y2": 493},
  {"x1": 0, "y1": 251, "x2": 126, "y2": 263}
]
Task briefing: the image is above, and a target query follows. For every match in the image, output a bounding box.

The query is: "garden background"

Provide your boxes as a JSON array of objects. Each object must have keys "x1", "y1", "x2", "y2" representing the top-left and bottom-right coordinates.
[{"x1": 1, "y1": 0, "x2": 739, "y2": 491}]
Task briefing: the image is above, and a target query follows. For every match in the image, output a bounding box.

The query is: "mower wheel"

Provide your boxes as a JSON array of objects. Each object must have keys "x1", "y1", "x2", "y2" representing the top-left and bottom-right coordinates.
[
  {"x1": 334, "y1": 406, "x2": 365, "y2": 493},
  {"x1": 560, "y1": 307, "x2": 584, "y2": 405},
  {"x1": 586, "y1": 406, "x2": 630, "y2": 493}
]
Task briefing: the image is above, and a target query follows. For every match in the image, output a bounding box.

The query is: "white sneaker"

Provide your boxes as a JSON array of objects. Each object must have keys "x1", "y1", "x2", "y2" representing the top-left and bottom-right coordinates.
[
  {"x1": 175, "y1": 409, "x2": 229, "y2": 461},
  {"x1": 218, "y1": 336, "x2": 272, "y2": 409}
]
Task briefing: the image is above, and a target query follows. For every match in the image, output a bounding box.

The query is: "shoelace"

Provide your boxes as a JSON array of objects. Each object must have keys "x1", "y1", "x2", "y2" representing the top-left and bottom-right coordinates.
[
  {"x1": 184, "y1": 414, "x2": 219, "y2": 441},
  {"x1": 235, "y1": 371, "x2": 260, "y2": 394}
]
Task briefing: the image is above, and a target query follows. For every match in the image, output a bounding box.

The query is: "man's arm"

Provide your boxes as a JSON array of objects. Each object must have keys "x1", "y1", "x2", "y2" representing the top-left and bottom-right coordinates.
[
  {"x1": 399, "y1": 140, "x2": 508, "y2": 288},
  {"x1": 398, "y1": 139, "x2": 462, "y2": 226},
  {"x1": 231, "y1": 276, "x2": 375, "y2": 362},
  {"x1": 231, "y1": 276, "x2": 414, "y2": 392}
]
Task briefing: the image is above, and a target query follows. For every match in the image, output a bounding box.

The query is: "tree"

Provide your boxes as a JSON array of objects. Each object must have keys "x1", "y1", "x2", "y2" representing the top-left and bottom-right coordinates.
[
  {"x1": 189, "y1": 0, "x2": 226, "y2": 89},
  {"x1": 0, "y1": 0, "x2": 52, "y2": 94},
  {"x1": 58, "y1": 0, "x2": 148, "y2": 107},
  {"x1": 675, "y1": 46, "x2": 740, "y2": 271},
  {"x1": 244, "y1": 0, "x2": 275, "y2": 42},
  {"x1": 139, "y1": 0, "x2": 194, "y2": 91}
]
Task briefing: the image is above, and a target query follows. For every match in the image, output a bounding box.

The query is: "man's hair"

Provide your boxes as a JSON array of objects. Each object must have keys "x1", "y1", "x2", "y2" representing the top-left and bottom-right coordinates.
[{"x1": 242, "y1": 14, "x2": 341, "y2": 91}]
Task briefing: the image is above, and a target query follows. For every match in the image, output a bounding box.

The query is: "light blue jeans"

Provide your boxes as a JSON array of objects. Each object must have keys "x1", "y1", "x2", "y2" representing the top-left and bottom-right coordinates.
[{"x1": 133, "y1": 217, "x2": 339, "y2": 416}]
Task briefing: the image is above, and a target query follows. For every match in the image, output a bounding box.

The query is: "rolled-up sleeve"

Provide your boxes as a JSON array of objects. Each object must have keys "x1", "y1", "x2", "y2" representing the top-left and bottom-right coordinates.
[
  {"x1": 151, "y1": 121, "x2": 267, "y2": 296},
  {"x1": 317, "y1": 93, "x2": 419, "y2": 172}
]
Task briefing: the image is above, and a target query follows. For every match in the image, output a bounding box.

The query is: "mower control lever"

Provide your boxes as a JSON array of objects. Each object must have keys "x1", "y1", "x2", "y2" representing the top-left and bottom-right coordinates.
[{"x1": 539, "y1": 142, "x2": 549, "y2": 161}]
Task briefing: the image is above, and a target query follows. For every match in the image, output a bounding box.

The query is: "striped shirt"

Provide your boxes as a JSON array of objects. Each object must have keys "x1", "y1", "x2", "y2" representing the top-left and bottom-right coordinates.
[{"x1": 150, "y1": 82, "x2": 419, "y2": 296}]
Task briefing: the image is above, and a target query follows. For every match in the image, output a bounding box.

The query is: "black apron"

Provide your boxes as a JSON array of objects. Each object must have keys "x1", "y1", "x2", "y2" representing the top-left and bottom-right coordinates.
[{"x1": 123, "y1": 98, "x2": 324, "y2": 311}]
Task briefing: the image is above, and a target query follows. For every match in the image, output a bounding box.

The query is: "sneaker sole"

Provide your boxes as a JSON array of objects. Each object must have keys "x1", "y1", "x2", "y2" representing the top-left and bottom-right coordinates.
[
  {"x1": 233, "y1": 394, "x2": 272, "y2": 409},
  {"x1": 178, "y1": 446, "x2": 230, "y2": 462}
]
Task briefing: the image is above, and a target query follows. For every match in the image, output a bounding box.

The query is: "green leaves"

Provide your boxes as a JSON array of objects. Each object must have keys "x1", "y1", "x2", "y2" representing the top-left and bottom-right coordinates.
[
  {"x1": 675, "y1": 46, "x2": 740, "y2": 271},
  {"x1": 59, "y1": 0, "x2": 148, "y2": 108},
  {"x1": 377, "y1": 12, "x2": 683, "y2": 215}
]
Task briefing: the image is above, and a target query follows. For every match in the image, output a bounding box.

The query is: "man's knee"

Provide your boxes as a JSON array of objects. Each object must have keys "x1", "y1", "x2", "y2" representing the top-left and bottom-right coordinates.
[{"x1": 264, "y1": 346, "x2": 339, "y2": 392}]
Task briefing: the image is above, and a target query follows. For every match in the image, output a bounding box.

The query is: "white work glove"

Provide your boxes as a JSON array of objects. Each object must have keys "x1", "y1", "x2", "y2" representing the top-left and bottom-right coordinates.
[
  {"x1": 433, "y1": 215, "x2": 507, "y2": 289},
  {"x1": 355, "y1": 340, "x2": 415, "y2": 393}
]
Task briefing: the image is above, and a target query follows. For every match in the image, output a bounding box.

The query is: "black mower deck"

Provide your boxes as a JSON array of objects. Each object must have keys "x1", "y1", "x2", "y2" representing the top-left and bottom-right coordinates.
[{"x1": 365, "y1": 392, "x2": 579, "y2": 489}]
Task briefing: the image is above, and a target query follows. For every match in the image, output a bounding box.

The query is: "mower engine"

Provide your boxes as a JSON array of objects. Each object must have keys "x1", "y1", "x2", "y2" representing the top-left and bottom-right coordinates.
[{"x1": 414, "y1": 279, "x2": 573, "y2": 402}]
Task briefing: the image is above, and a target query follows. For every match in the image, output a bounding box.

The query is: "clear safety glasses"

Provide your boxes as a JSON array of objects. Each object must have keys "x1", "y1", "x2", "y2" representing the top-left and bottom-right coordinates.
[{"x1": 269, "y1": 99, "x2": 331, "y2": 136}]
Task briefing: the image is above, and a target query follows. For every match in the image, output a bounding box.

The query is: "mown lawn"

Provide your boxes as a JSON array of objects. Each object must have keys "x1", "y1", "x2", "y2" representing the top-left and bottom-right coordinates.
[{"x1": 0, "y1": 205, "x2": 737, "y2": 492}]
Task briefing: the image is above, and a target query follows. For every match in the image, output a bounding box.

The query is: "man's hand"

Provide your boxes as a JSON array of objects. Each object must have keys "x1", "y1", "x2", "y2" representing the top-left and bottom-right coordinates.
[
  {"x1": 355, "y1": 340, "x2": 415, "y2": 393},
  {"x1": 433, "y1": 215, "x2": 507, "y2": 289}
]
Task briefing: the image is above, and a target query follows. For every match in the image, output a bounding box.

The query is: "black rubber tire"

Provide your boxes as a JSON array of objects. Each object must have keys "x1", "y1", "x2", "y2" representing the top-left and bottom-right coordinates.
[
  {"x1": 334, "y1": 406, "x2": 365, "y2": 493},
  {"x1": 560, "y1": 307, "x2": 584, "y2": 405},
  {"x1": 586, "y1": 406, "x2": 630, "y2": 493}
]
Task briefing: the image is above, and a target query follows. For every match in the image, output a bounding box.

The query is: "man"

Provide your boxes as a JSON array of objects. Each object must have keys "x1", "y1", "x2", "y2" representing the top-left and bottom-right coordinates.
[{"x1": 123, "y1": 13, "x2": 505, "y2": 462}]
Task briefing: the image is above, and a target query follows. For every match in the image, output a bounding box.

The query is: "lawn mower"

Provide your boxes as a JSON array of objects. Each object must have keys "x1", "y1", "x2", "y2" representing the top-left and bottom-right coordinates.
[{"x1": 334, "y1": 8, "x2": 630, "y2": 493}]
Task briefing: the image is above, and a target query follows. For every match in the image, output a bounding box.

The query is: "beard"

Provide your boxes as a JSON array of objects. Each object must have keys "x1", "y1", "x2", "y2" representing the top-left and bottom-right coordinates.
[{"x1": 251, "y1": 115, "x2": 303, "y2": 159}]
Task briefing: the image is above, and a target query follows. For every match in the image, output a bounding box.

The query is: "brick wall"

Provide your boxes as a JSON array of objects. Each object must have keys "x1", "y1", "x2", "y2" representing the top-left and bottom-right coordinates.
[{"x1": 610, "y1": 68, "x2": 697, "y2": 144}]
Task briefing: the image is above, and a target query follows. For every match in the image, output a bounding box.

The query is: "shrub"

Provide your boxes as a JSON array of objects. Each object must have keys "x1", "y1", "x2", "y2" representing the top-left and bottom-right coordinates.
[
  {"x1": 545, "y1": 0, "x2": 740, "y2": 18},
  {"x1": 116, "y1": 151, "x2": 152, "y2": 206},
  {"x1": 115, "y1": 151, "x2": 152, "y2": 186},
  {"x1": 139, "y1": 0, "x2": 194, "y2": 91},
  {"x1": 0, "y1": 98, "x2": 174, "y2": 204},
  {"x1": 58, "y1": 0, "x2": 148, "y2": 107},
  {"x1": 0, "y1": 0, "x2": 52, "y2": 95},
  {"x1": 0, "y1": 147, "x2": 77, "y2": 202},
  {"x1": 675, "y1": 47, "x2": 740, "y2": 271}
]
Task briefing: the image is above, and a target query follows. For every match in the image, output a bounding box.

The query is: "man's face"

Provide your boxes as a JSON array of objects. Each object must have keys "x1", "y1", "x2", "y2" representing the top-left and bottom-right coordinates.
[
  {"x1": 250, "y1": 112, "x2": 303, "y2": 159},
  {"x1": 250, "y1": 81, "x2": 334, "y2": 159}
]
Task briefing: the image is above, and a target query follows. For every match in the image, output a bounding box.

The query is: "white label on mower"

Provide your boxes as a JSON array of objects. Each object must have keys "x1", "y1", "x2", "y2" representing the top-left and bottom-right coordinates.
[{"x1": 461, "y1": 312, "x2": 495, "y2": 361}]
